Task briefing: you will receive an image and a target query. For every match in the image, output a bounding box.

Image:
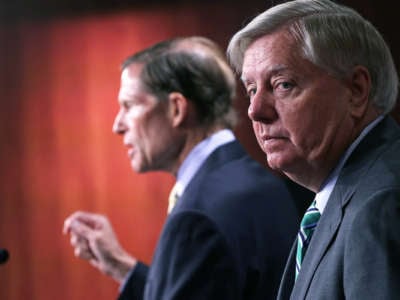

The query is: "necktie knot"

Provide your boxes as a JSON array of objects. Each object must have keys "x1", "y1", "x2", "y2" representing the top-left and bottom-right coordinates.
[{"x1": 295, "y1": 200, "x2": 321, "y2": 279}]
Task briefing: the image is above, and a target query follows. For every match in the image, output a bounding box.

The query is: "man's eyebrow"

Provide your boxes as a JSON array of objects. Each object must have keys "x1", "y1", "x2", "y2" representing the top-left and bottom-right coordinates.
[
  {"x1": 241, "y1": 64, "x2": 288, "y2": 84},
  {"x1": 118, "y1": 97, "x2": 133, "y2": 105}
]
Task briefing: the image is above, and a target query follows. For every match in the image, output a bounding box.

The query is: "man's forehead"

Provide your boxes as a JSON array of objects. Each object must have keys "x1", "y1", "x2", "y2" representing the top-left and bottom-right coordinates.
[
  {"x1": 121, "y1": 63, "x2": 143, "y2": 82},
  {"x1": 118, "y1": 65, "x2": 144, "y2": 102}
]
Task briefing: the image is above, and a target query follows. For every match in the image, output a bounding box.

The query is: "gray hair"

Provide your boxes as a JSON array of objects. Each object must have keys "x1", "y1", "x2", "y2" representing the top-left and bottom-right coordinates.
[{"x1": 227, "y1": 0, "x2": 398, "y2": 114}]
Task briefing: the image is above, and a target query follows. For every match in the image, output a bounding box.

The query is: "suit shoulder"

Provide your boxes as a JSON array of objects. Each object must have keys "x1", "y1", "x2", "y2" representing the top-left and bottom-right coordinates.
[{"x1": 202, "y1": 155, "x2": 291, "y2": 199}]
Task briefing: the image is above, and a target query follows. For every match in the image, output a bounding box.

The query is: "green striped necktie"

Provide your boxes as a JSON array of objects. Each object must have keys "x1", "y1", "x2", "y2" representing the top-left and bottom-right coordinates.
[{"x1": 295, "y1": 200, "x2": 321, "y2": 280}]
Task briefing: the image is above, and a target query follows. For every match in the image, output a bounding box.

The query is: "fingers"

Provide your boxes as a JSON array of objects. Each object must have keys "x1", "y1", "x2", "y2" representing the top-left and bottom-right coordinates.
[
  {"x1": 63, "y1": 211, "x2": 105, "y2": 234},
  {"x1": 65, "y1": 217, "x2": 95, "y2": 239},
  {"x1": 70, "y1": 233, "x2": 96, "y2": 260},
  {"x1": 63, "y1": 211, "x2": 84, "y2": 234},
  {"x1": 62, "y1": 211, "x2": 137, "y2": 283},
  {"x1": 64, "y1": 213, "x2": 99, "y2": 261}
]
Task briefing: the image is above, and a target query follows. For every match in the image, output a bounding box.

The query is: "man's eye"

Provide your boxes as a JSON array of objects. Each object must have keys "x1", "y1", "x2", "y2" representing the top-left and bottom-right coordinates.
[
  {"x1": 122, "y1": 102, "x2": 133, "y2": 110},
  {"x1": 247, "y1": 88, "x2": 256, "y2": 98},
  {"x1": 277, "y1": 81, "x2": 293, "y2": 90}
]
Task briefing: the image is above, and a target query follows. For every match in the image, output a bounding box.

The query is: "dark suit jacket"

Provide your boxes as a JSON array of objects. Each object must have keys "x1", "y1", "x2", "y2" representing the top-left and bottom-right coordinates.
[
  {"x1": 119, "y1": 140, "x2": 299, "y2": 300},
  {"x1": 278, "y1": 116, "x2": 400, "y2": 300}
]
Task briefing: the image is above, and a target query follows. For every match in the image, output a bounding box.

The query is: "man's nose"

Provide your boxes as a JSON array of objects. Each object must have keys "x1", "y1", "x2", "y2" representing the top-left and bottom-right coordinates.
[
  {"x1": 112, "y1": 110, "x2": 127, "y2": 135},
  {"x1": 248, "y1": 92, "x2": 277, "y2": 123}
]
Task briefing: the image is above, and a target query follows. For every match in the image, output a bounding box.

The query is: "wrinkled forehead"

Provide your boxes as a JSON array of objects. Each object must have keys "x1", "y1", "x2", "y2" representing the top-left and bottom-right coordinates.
[{"x1": 241, "y1": 30, "x2": 300, "y2": 77}]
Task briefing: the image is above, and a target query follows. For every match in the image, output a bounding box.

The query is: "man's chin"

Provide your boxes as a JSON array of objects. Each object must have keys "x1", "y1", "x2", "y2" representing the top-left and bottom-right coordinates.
[
  {"x1": 266, "y1": 154, "x2": 291, "y2": 172},
  {"x1": 130, "y1": 161, "x2": 144, "y2": 173}
]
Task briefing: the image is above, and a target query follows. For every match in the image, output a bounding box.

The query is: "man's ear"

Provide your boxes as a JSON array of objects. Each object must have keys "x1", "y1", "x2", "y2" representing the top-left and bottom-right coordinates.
[
  {"x1": 168, "y1": 92, "x2": 188, "y2": 127},
  {"x1": 348, "y1": 65, "x2": 372, "y2": 119}
]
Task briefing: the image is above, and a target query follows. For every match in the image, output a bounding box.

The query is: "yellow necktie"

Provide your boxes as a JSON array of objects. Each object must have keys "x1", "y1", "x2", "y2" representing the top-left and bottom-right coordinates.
[{"x1": 167, "y1": 182, "x2": 183, "y2": 214}]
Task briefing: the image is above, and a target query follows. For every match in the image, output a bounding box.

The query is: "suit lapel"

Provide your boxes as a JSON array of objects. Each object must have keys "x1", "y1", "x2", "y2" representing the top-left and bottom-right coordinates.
[{"x1": 290, "y1": 184, "x2": 352, "y2": 299}]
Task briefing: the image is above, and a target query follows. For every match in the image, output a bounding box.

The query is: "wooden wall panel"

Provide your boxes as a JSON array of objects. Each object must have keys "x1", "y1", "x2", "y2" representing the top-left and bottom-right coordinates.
[{"x1": 0, "y1": 2, "x2": 269, "y2": 299}]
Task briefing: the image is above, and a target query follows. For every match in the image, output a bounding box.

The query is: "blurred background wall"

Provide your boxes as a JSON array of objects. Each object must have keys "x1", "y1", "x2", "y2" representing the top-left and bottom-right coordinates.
[{"x1": 0, "y1": 0, "x2": 398, "y2": 299}]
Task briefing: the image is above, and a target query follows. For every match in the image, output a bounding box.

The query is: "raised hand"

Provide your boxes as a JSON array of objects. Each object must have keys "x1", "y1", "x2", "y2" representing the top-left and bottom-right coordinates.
[{"x1": 63, "y1": 211, "x2": 137, "y2": 283}]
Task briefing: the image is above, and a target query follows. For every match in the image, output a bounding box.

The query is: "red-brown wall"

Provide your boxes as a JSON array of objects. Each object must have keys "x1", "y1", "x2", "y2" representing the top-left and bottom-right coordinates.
[{"x1": 0, "y1": 2, "x2": 268, "y2": 299}]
